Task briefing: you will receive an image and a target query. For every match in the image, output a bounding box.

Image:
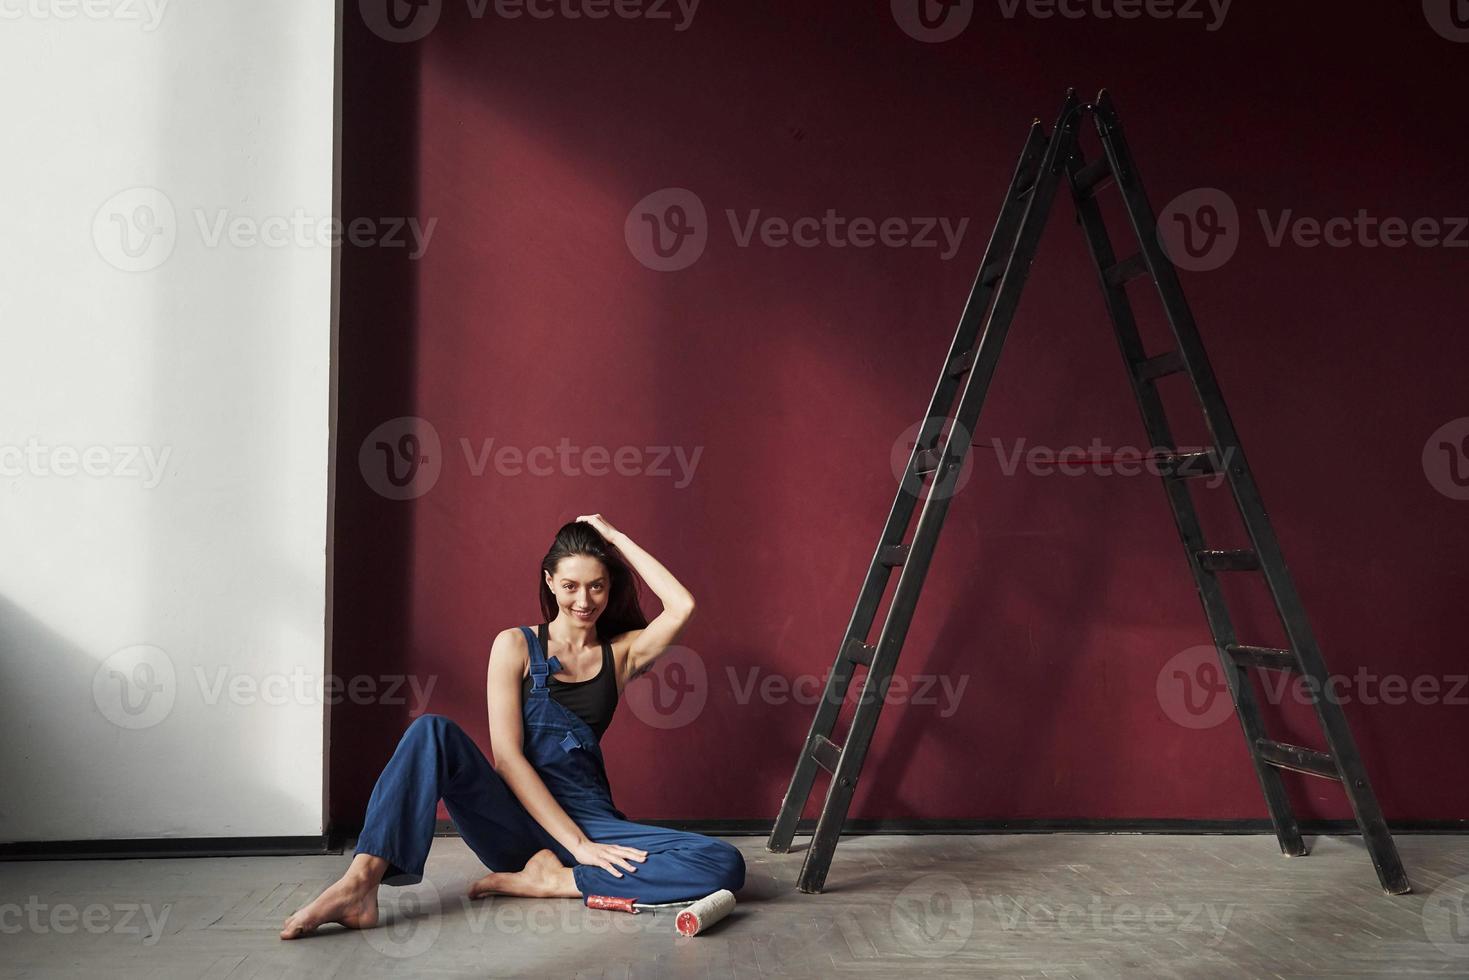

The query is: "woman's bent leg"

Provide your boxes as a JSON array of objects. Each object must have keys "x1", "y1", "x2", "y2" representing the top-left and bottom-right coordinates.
[
  {"x1": 356, "y1": 713, "x2": 543, "y2": 885},
  {"x1": 565, "y1": 809, "x2": 745, "y2": 905}
]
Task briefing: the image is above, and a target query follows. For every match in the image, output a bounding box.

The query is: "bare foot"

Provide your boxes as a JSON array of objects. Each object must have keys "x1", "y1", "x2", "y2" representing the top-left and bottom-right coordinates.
[
  {"x1": 469, "y1": 849, "x2": 579, "y2": 899},
  {"x1": 280, "y1": 857, "x2": 385, "y2": 940}
]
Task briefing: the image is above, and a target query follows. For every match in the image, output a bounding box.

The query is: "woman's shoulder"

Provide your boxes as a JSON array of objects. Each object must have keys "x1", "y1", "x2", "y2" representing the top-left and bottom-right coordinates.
[
  {"x1": 490, "y1": 626, "x2": 537, "y2": 673},
  {"x1": 492, "y1": 625, "x2": 532, "y2": 648}
]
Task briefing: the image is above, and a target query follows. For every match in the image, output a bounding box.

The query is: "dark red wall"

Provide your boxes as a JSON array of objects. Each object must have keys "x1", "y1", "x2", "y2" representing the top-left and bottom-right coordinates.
[{"x1": 333, "y1": 0, "x2": 1469, "y2": 828}]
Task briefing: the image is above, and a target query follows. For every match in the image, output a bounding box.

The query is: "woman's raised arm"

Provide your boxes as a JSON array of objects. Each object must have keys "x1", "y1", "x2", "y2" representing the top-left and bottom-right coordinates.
[{"x1": 575, "y1": 514, "x2": 695, "y2": 684}]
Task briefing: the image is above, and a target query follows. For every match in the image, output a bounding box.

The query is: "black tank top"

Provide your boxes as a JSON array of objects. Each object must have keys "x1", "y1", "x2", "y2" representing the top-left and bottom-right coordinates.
[{"x1": 521, "y1": 622, "x2": 619, "y2": 739}]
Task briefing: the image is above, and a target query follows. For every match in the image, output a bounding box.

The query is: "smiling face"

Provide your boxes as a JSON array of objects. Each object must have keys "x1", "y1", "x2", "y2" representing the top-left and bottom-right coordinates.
[{"x1": 544, "y1": 555, "x2": 609, "y2": 624}]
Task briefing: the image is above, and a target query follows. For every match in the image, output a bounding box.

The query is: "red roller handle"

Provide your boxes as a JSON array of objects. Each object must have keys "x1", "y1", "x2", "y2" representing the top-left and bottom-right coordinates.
[{"x1": 586, "y1": 894, "x2": 638, "y2": 913}]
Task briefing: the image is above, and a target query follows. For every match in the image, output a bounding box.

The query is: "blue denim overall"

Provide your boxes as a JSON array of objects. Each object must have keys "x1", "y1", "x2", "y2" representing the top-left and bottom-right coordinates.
[{"x1": 354, "y1": 625, "x2": 745, "y2": 905}]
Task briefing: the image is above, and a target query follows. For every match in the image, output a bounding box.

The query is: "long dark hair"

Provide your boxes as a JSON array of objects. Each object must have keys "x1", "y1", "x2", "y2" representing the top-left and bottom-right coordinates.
[{"x1": 538, "y1": 521, "x2": 648, "y2": 641}]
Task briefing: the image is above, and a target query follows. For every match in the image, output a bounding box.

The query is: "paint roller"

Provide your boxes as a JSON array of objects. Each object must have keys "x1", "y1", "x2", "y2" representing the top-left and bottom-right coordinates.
[{"x1": 585, "y1": 888, "x2": 737, "y2": 936}]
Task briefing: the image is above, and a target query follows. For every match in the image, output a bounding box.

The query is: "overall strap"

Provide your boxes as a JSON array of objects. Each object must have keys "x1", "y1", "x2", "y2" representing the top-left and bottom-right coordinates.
[{"x1": 521, "y1": 624, "x2": 562, "y2": 692}]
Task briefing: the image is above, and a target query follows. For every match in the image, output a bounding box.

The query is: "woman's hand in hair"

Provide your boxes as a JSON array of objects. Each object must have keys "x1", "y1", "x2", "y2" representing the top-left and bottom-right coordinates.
[{"x1": 575, "y1": 513, "x2": 622, "y2": 545}]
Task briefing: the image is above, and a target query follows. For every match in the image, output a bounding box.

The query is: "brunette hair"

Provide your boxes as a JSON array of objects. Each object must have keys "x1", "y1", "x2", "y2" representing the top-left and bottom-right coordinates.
[{"x1": 538, "y1": 521, "x2": 648, "y2": 640}]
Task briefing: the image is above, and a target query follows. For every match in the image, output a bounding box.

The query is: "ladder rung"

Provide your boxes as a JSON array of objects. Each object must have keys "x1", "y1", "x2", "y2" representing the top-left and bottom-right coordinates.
[
  {"x1": 1073, "y1": 157, "x2": 1113, "y2": 196},
  {"x1": 1226, "y1": 644, "x2": 1297, "y2": 672},
  {"x1": 1256, "y1": 739, "x2": 1341, "y2": 781},
  {"x1": 1014, "y1": 179, "x2": 1037, "y2": 200},
  {"x1": 878, "y1": 544, "x2": 909, "y2": 568},
  {"x1": 1196, "y1": 549, "x2": 1260, "y2": 572},
  {"x1": 1105, "y1": 252, "x2": 1150, "y2": 287},
  {"x1": 947, "y1": 349, "x2": 974, "y2": 378},
  {"x1": 913, "y1": 448, "x2": 942, "y2": 476},
  {"x1": 810, "y1": 735, "x2": 842, "y2": 774},
  {"x1": 1159, "y1": 451, "x2": 1220, "y2": 481},
  {"x1": 1135, "y1": 350, "x2": 1185, "y2": 382},
  {"x1": 843, "y1": 637, "x2": 876, "y2": 666}
]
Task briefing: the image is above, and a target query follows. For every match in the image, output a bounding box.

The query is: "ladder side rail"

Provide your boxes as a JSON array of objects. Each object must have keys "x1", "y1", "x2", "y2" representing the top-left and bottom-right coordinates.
[
  {"x1": 1064, "y1": 148, "x2": 1306, "y2": 860},
  {"x1": 1091, "y1": 94, "x2": 1408, "y2": 894},
  {"x1": 794, "y1": 93, "x2": 1086, "y2": 892},
  {"x1": 768, "y1": 123, "x2": 1051, "y2": 854}
]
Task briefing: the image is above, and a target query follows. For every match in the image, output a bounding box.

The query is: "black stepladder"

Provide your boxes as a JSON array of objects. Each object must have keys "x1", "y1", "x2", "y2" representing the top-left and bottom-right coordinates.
[{"x1": 766, "y1": 88, "x2": 1411, "y2": 897}]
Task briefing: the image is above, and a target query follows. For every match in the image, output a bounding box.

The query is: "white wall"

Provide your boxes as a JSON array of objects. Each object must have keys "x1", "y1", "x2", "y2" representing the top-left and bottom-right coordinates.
[{"x1": 0, "y1": 1, "x2": 337, "y2": 840}]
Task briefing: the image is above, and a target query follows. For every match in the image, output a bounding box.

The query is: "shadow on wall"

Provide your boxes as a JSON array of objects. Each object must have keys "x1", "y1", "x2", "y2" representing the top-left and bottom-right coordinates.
[
  {"x1": 328, "y1": 7, "x2": 425, "y2": 829},
  {"x1": 0, "y1": 594, "x2": 307, "y2": 843}
]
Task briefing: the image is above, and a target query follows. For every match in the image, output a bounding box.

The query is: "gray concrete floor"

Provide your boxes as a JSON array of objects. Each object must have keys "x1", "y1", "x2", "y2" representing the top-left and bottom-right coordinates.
[{"x1": 2, "y1": 833, "x2": 1468, "y2": 978}]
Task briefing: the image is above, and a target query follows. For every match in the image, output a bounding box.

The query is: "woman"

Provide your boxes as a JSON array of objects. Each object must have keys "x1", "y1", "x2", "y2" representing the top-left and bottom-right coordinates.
[{"x1": 280, "y1": 514, "x2": 744, "y2": 939}]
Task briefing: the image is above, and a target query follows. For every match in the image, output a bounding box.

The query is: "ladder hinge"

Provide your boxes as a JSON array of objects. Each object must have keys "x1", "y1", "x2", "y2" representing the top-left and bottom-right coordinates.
[{"x1": 843, "y1": 637, "x2": 876, "y2": 666}]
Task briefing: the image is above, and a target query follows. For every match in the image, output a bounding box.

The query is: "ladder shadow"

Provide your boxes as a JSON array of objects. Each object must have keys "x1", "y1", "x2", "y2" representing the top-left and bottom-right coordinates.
[{"x1": 852, "y1": 265, "x2": 1155, "y2": 849}]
